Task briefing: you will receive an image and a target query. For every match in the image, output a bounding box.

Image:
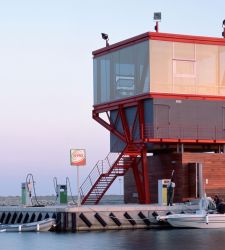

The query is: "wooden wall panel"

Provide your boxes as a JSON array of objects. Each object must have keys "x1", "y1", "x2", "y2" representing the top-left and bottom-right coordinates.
[
  {"x1": 124, "y1": 152, "x2": 225, "y2": 204},
  {"x1": 183, "y1": 153, "x2": 225, "y2": 199}
]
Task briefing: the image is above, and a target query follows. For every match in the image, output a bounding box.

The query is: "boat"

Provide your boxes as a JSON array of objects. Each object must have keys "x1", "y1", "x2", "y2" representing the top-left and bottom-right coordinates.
[
  {"x1": 157, "y1": 210, "x2": 225, "y2": 229},
  {"x1": 0, "y1": 218, "x2": 56, "y2": 232},
  {"x1": 156, "y1": 197, "x2": 225, "y2": 229}
]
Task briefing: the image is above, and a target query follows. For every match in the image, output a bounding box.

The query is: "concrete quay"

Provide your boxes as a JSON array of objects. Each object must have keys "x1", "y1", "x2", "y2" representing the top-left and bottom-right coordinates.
[{"x1": 0, "y1": 203, "x2": 199, "y2": 232}]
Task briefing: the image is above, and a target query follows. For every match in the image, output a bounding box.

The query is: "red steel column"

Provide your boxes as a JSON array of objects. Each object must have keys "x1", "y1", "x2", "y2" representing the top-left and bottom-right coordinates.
[
  {"x1": 132, "y1": 163, "x2": 145, "y2": 203},
  {"x1": 119, "y1": 105, "x2": 131, "y2": 143},
  {"x1": 138, "y1": 101, "x2": 145, "y2": 141},
  {"x1": 142, "y1": 146, "x2": 150, "y2": 203}
]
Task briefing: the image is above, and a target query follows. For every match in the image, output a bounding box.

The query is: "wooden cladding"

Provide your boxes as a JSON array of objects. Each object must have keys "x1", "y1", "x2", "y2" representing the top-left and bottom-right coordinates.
[{"x1": 124, "y1": 152, "x2": 225, "y2": 204}]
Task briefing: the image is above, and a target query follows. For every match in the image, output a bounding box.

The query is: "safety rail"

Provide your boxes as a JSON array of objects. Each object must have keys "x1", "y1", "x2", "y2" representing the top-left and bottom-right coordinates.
[
  {"x1": 80, "y1": 138, "x2": 131, "y2": 201},
  {"x1": 80, "y1": 151, "x2": 120, "y2": 201},
  {"x1": 144, "y1": 124, "x2": 225, "y2": 141},
  {"x1": 80, "y1": 142, "x2": 145, "y2": 204}
]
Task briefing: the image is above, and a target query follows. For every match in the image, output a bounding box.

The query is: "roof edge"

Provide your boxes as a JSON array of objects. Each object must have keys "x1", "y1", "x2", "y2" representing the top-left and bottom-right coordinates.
[{"x1": 93, "y1": 31, "x2": 225, "y2": 58}]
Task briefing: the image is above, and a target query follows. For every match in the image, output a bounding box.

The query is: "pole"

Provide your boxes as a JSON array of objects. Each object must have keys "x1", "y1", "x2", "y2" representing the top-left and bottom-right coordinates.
[
  {"x1": 195, "y1": 162, "x2": 198, "y2": 198},
  {"x1": 142, "y1": 147, "x2": 150, "y2": 204},
  {"x1": 77, "y1": 166, "x2": 80, "y2": 206},
  {"x1": 198, "y1": 163, "x2": 203, "y2": 198}
]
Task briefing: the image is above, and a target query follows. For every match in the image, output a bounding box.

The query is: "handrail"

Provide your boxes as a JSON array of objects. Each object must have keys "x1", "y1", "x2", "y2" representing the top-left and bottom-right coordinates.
[
  {"x1": 80, "y1": 140, "x2": 126, "y2": 201},
  {"x1": 144, "y1": 124, "x2": 225, "y2": 141}
]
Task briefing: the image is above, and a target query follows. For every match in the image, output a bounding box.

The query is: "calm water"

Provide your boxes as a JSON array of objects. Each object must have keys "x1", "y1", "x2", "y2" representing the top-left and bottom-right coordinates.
[{"x1": 1, "y1": 229, "x2": 225, "y2": 250}]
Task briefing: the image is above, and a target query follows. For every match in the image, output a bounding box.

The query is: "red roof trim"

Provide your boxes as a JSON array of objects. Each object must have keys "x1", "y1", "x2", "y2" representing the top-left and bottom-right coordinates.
[
  {"x1": 93, "y1": 32, "x2": 225, "y2": 58},
  {"x1": 92, "y1": 32, "x2": 150, "y2": 58}
]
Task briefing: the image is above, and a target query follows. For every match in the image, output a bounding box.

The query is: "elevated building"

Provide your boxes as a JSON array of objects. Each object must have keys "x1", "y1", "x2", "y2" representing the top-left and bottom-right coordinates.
[{"x1": 80, "y1": 29, "x2": 225, "y2": 205}]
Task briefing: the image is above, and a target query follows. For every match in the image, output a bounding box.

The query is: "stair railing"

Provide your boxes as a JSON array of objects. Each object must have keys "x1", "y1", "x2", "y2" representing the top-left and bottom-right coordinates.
[{"x1": 80, "y1": 141, "x2": 125, "y2": 201}]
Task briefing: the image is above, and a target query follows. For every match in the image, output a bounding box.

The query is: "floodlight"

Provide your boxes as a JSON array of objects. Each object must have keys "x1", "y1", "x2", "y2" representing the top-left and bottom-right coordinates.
[
  {"x1": 153, "y1": 12, "x2": 161, "y2": 32},
  {"x1": 101, "y1": 33, "x2": 108, "y2": 40},
  {"x1": 154, "y1": 12, "x2": 161, "y2": 21},
  {"x1": 223, "y1": 20, "x2": 225, "y2": 38},
  {"x1": 101, "y1": 33, "x2": 109, "y2": 47}
]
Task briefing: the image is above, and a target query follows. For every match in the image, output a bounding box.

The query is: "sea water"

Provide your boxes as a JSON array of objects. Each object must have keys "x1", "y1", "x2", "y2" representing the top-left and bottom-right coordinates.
[{"x1": 1, "y1": 228, "x2": 225, "y2": 250}]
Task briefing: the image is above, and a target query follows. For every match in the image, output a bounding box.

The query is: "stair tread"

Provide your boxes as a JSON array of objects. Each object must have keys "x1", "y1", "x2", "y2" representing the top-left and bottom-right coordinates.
[{"x1": 81, "y1": 145, "x2": 142, "y2": 204}]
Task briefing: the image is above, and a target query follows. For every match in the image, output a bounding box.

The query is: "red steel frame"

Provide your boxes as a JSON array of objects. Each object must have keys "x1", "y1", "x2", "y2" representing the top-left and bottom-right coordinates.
[
  {"x1": 91, "y1": 31, "x2": 225, "y2": 204},
  {"x1": 93, "y1": 101, "x2": 150, "y2": 204},
  {"x1": 93, "y1": 93, "x2": 225, "y2": 145},
  {"x1": 93, "y1": 94, "x2": 225, "y2": 204}
]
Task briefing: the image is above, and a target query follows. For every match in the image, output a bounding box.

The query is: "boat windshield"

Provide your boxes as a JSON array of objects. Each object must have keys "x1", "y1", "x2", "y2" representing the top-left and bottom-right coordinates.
[{"x1": 199, "y1": 197, "x2": 216, "y2": 211}]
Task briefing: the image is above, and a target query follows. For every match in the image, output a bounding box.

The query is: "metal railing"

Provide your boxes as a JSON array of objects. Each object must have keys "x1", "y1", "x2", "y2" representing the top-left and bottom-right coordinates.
[
  {"x1": 79, "y1": 140, "x2": 127, "y2": 201},
  {"x1": 144, "y1": 124, "x2": 225, "y2": 141}
]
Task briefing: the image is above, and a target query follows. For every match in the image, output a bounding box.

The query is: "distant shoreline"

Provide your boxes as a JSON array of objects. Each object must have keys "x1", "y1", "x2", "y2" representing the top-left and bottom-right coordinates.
[{"x1": 0, "y1": 195, "x2": 124, "y2": 206}]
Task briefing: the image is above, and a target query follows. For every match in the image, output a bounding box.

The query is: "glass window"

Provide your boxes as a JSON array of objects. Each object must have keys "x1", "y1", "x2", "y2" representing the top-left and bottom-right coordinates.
[
  {"x1": 220, "y1": 47, "x2": 225, "y2": 85},
  {"x1": 174, "y1": 60, "x2": 195, "y2": 76},
  {"x1": 173, "y1": 42, "x2": 195, "y2": 60},
  {"x1": 94, "y1": 38, "x2": 225, "y2": 105},
  {"x1": 150, "y1": 40, "x2": 225, "y2": 96},
  {"x1": 150, "y1": 40, "x2": 173, "y2": 93},
  {"x1": 93, "y1": 41, "x2": 149, "y2": 105},
  {"x1": 196, "y1": 44, "x2": 218, "y2": 86}
]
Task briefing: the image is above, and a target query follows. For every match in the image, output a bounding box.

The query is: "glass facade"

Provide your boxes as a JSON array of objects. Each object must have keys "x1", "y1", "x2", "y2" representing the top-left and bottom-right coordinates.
[
  {"x1": 150, "y1": 40, "x2": 225, "y2": 95},
  {"x1": 93, "y1": 41, "x2": 150, "y2": 104},
  {"x1": 93, "y1": 38, "x2": 225, "y2": 105}
]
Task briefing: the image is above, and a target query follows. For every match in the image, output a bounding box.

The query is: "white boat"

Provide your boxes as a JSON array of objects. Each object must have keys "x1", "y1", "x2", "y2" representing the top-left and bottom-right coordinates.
[
  {"x1": 0, "y1": 218, "x2": 56, "y2": 232},
  {"x1": 157, "y1": 197, "x2": 225, "y2": 229},
  {"x1": 158, "y1": 210, "x2": 225, "y2": 229}
]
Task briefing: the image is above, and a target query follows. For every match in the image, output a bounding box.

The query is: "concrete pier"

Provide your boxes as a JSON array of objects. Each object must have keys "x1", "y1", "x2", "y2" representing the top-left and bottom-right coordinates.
[{"x1": 0, "y1": 203, "x2": 199, "y2": 232}]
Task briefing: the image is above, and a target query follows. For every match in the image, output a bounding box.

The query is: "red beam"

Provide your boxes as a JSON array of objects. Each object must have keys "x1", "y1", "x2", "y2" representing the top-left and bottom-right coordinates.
[
  {"x1": 93, "y1": 32, "x2": 225, "y2": 58},
  {"x1": 93, "y1": 92, "x2": 225, "y2": 114},
  {"x1": 119, "y1": 106, "x2": 131, "y2": 143},
  {"x1": 93, "y1": 112, "x2": 126, "y2": 142},
  {"x1": 142, "y1": 146, "x2": 150, "y2": 204},
  {"x1": 138, "y1": 101, "x2": 145, "y2": 141},
  {"x1": 144, "y1": 138, "x2": 225, "y2": 144},
  {"x1": 131, "y1": 157, "x2": 145, "y2": 204}
]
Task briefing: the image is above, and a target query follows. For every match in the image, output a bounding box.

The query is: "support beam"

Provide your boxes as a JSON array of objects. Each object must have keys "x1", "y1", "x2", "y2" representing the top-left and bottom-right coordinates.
[
  {"x1": 119, "y1": 106, "x2": 131, "y2": 143},
  {"x1": 131, "y1": 159, "x2": 145, "y2": 203},
  {"x1": 138, "y1": 101, "x2": 145, "y2": 141},
  {"x1": 93, "y1": 111, "x2": 126, "y2": 142},
  {"x1": 142, "y1": 146, "x2": 150, "y2": 204}
]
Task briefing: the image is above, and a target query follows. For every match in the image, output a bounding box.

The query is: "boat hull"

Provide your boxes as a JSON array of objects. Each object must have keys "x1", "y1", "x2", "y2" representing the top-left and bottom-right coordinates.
[
  {"x1": 0, "y1": 218, "x2": 56, "y2": 232},
  {"x1": 166, "y1": 213, "x2": 225, "y2": 229}
]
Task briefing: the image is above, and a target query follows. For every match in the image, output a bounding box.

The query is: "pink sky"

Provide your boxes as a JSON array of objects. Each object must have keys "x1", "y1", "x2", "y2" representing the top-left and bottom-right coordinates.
[{"x1": 0, "y1": 0, "x2": 224, "y2": 195}]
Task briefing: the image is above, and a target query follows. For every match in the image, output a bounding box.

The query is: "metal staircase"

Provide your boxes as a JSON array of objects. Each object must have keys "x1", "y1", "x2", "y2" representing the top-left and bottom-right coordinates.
[{"x1": 80, "y1": 144, "x2": 144, "y2": 205}]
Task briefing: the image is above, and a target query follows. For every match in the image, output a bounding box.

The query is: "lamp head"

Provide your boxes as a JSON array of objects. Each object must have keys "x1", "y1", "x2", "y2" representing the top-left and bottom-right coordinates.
[
  {"x1": 101, "y1": 33, "x2": 108, "y2": 40},
  {"x1": 153, "y1": 12, "x2": 161, "y2": 21},
  {"x1": 101, "y1": 33, "x2": 109, "y2": 47},
  {"x1": 222, "y1": 20, "x2": 225, "y2": 38}
]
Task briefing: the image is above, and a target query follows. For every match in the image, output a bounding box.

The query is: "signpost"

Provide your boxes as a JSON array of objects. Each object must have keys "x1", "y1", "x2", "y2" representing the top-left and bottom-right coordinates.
[{"x1": 70, "y1": 149, "x2": 86, "y2": 206}]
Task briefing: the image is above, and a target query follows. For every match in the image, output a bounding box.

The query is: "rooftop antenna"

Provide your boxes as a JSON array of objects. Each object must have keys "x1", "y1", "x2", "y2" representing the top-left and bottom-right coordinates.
[
  {"x1": 154, "y1": 12, "x2": 161, "y2": 32},
  {"x1": 222, "y1": 20, "x2": 225, "y2": 38},
  {"x1": 101, "y1": 33, "x2": 109, "y2": 47}
]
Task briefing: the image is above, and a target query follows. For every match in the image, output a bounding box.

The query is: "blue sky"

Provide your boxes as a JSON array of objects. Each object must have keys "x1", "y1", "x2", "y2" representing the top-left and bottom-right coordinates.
[{"x1": 0, "y1": 0, "x2": 224, "y2": 195}]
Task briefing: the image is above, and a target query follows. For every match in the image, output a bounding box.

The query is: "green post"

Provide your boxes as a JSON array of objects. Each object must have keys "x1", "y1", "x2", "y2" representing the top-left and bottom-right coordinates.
[
  {"x1": 60, "y1": 185, "x2": 68, "y2": 204},
  {"x1": 21, "y1": 183, "x2": 26, "y2": 205}
]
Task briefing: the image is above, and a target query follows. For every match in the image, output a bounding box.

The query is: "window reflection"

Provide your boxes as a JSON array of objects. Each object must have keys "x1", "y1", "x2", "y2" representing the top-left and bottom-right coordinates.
[
  {"x1": 93, "y1": 41, "x2": 149, "y2": 104},
  {"x1": 93, "y1": 39, "x2": 225, "y2": 105},
  {"x1": 150, "y1": 40, "x2": 225, "y2": 96}
]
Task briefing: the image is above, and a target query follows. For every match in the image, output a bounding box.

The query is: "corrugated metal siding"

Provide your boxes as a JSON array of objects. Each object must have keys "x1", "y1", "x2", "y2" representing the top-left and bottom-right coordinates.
[
  {"x1": 152, "y1": 98, "x2": 225, "y2": 140},
  {"x1": 110, "y1": 98, "x2": 225, "y2": 152}
]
